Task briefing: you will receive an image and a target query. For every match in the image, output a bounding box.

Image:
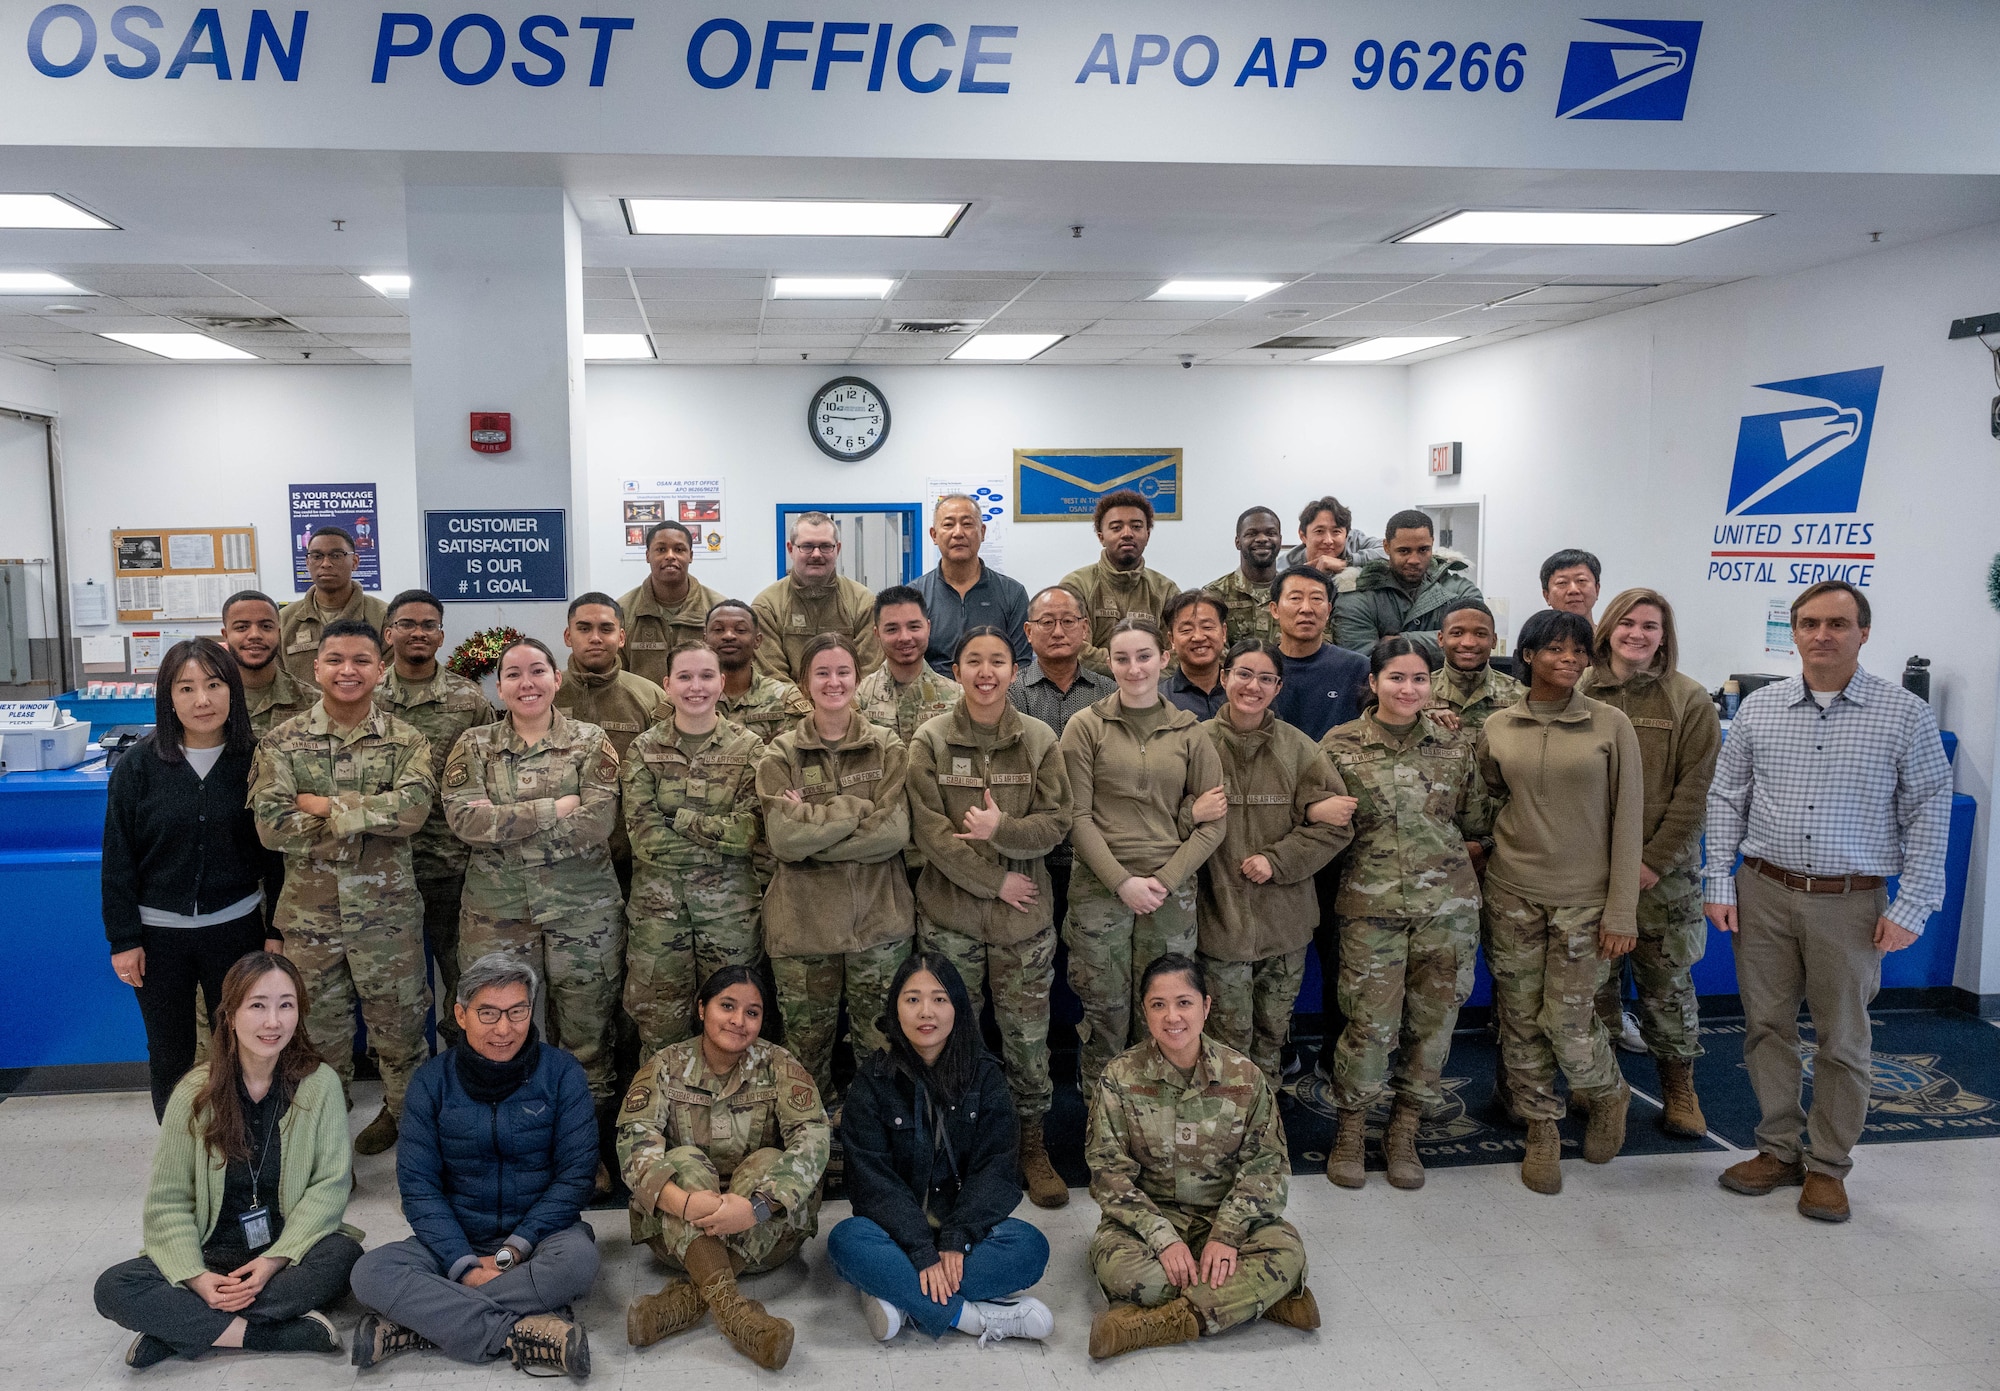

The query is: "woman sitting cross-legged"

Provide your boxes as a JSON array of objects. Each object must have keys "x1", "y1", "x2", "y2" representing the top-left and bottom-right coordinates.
[
  {"x1": 1085, "y1": 952, "x2": 1318, "y2": 1360},
  {"x1": 829, "y1": 951, "x2": 1055, "y2": 1346},
  {"x1": 93, "y1": 952, "x2": 362, "y2": 1370}
]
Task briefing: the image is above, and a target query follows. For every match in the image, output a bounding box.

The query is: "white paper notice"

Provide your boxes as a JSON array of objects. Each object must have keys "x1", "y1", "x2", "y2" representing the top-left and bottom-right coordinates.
[
  {"x1": 1764, "y1": 599, "x2": 1796, "y2": 657},
  {"x1": 116, "y1": 576, "x2": 163, "y2": 615},
  {"x1": 161, "y1": 575, "x2": 203, "y2": 619},
  {"x1": 167, "y1": 533, "x2": 216, "y2": 570},
  {"x1": 80, "y1": 634, "x2": 127, "y2": 667},
  {"x1": 70, "y1": 581, "x2": 111, "y2": 625},
  {"x1": 923, "y1": 478, "x2": 1010, "y2": 571},
  {"x1": 620, "y1": 478, "x2": 728, "y2": 560}
]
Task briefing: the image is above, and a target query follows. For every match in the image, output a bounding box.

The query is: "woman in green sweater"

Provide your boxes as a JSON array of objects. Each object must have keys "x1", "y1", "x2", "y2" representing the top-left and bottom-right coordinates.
[
  {"x1": 1060, "y1": 615, "x2": 1227, "y2": 1091},
  {"x1": 94, "y1": 951, "x2": 362, "y2": 1369}
]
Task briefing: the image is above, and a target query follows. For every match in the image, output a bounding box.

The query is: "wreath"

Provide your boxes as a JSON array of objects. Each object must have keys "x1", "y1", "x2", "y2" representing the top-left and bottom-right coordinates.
[{"x1": 445, "y1": 626, "x2": 528, "y2": 681}]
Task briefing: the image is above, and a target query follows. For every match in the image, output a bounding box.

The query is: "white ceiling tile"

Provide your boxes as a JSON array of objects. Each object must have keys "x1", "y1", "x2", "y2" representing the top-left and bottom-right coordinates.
[{"x1": 287, "y1": 317, "x2": 413, "y2": 334}]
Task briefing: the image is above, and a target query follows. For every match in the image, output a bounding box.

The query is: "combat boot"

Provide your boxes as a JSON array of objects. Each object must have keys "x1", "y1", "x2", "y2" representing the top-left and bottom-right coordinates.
[
  {"x1": 1088, "y1": 1298, "x2": 1201, "y2": 1360},
  {"x1": 1656, "y1": 1058, "x2": 1707, "y2": 1138},
  {"x1": 1262, "y1": 1285, "x2": 1321, "y2": 1331},
  {"x1": 626, "y1": 1278, "x2": 704, "y2": 1348},
  {"x1": 1383, "y1": 1099, "x2": 1425, "y2": 1190},
  {"x1": 1018, "y1": 1116, "x2": 1069, "y2": 1209},
  {"x1": 686, "y1": 1237, "x2": 793, "y2": 1371},
  {"x1": 354, "y1": 1106, "x2": 399, "y2": 1156},
  {"x1": 503, "y1": 1313, "x2": 590, "y2": 1378},
  {"x1": 1521, "y1": 1119, "x2": 1562, "y2": 1194},
  {"x1": 1325, "y1": 1108, "x2": 1367, "y2": 1189},
  {"x1": 1582, "y1": 1078, "x2": 1630, "y2": 1164}
]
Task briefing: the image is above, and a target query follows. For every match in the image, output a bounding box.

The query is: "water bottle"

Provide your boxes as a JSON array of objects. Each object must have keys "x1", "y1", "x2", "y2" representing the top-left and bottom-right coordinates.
[
  {"x1": 1720, "y1": 678, "x2": 1740, "y2": 721},
  {"x1": 1902, "y1": 656, "x2": 1931, "y2": 703}
]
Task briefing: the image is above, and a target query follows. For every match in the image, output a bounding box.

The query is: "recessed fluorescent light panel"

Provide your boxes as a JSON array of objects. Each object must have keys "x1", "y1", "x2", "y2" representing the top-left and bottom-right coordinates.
[
  {"x1": 624, "y1": 199, "x2": 967, "y2": 238},
  {"x1": 0, "y1": 194, "x2": 117, "y2": 230},
  {"x1": 1397, "y1": 210, "x2": 1768, "y2": 246},
  {"x1": 359, "y1": 273, "x2": 410, "y2": 299},
  {"x1": 948, "y1": 333, "x2": 1064, "y2": 362},
  {"x1": 1312, "y1": 336, "x2": 1462, "y2": 363},
  {"x1": 100, "y1": 332, "x2": 257, "y2": 361},
  {"x1": 772, "y1": 277, "x2": 896, "y2": 299},
  {"x1": 1150, "y1": 280, "x2": 1284, "y2": 301},
  {"x1": 0, "y1": 272, "x2": 87, "y2": 294},
  {"x1": 583, "y1": 333, "x2": 655, "y2": 360}
]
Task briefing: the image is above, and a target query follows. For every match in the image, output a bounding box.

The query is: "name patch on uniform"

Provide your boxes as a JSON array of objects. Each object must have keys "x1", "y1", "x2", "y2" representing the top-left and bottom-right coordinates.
[
  {"x1": 1243, "y1": 793, "x2": 1288, "y2": 805},
  {"x1": 802, "y1": 766, "x2": 825, "y2": 785},
  {"x1": 938, "y1": 775, "x2": 985, "y2": 788},
  {"x1": 988, "y1": 772, "x2": 1032, "y2": 785},
  {"x1": 952, "y1": 757, "x2": 973, "y2": 777},
  {"x1": 631, "y1": 640, "x2": 668, "y2": 650},
  {"x1": 661, "y1": 1084, "x2": 709, "y2": 1106},
  {"x1": 840, "y1": 769, "x2": 883, "y2": 787},
  {"x1": 1630, "y1": 717, "x2": 1676, "y2": 730}
]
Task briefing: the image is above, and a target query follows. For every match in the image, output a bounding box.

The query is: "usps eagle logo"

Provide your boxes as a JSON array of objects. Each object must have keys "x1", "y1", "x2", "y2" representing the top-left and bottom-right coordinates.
[
  {"x1": 1556, "y1": 19, "x2": 1704, "y2": 120},
  {"x1": 1800, "y1": 1045, "x2": 1996, "y2": 1120},
  {"x1": 1291, "y1": 1073, "x2": 1483, "y2": 1144},
  {"x1": 1724, "y1": 366, "x2": 1883, "y2": 516}
]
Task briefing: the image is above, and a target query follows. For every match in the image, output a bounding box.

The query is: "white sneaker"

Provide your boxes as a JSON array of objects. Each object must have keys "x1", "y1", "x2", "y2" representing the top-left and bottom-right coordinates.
[
  {"x1": 971, "y1": 1297, "x2": 1054, "y2": 1346},
  {"x1": 860, "y1": 1290, "x2": 902, "y2": 1341},
  {"x1": 1615, "y1": 1011, "x2": 1649, "y2": 1055}
]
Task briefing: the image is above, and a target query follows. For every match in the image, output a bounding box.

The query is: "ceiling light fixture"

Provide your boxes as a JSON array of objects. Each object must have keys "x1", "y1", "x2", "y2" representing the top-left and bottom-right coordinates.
[
  {"x1": 1396, "y1": 209, "x2": 1767, "y2": 246},
  {"x1": 1311, "y1": 336, "x2": 1462, "y2": 363},
  {"x1": 1150, "y1": 279, "x2": 1285, "y2": 301},
  {"x1": 359, "y1": 273, "x2": 410, "y2": 299},
  {"x1": 0, "y1": 194, "x2": 117, "y2": 230},
  {"x1": 0, "y1": 272, "x2": 88, "y2": 294},
  {"x1": 99, "y1": 332, "x2": 258, "y2": 361},
  {"x1": 583, "y1": 333, "x2": 656, "y2": 360},
  {"x1": 948, "y1": 333, "x2": 1064, "y2": 362},
  {"x1": 772, "y1": 277, "x2": 896, "y2": 299},
  {"x1": 624, "y1": 199, "x2": 967, "y2": 238}
]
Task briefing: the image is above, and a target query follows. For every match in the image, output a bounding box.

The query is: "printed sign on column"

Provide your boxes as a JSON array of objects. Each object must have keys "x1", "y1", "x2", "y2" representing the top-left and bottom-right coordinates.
[
  {"x1": 621, "y1": 478, "x2": 728, "y2": 559},
  {"x1": 426, "y1": 510, "x2": 568, "y2": 602},
  {"x1": 290, "y1": 483, "x2": 381, "y2": 593},
  {"x1": 924, "y1": 477, "x2": 1010, "y2": 571}
]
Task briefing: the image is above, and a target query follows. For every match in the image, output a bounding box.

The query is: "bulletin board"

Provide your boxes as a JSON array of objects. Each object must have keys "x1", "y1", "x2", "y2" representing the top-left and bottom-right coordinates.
[{"x1": 111, "y1": 526, "x2": 259, "y2": 623}]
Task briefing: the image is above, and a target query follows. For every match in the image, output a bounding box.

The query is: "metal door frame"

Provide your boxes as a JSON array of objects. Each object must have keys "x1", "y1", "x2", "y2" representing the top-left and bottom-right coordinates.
[{"x1": 773, "y1": 503, "x2": 923, "y2": 584}]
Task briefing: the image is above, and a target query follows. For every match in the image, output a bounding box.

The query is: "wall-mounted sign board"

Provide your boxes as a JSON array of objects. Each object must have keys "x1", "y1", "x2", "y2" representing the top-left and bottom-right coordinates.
[
  {"x1": 110, "y1": 526, "x2": 258, "y2": 623},
  {"x1": 1014, "y1": 449, "x2": 1182, "y2": 523}
]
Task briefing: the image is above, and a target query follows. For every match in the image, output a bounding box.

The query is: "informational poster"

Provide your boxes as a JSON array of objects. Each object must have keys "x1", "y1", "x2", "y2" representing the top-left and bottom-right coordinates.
[
  {"x1": 111, "y1": 526, "x2": 258, "y2": 622},
  {"x1": 1013, "y1": 449, "x2": 1182, "y2": 522},
  {"x1": 289, "y1": 483, "x2": 381, "y2": 593},
  {"x1": 923, "y1": 477, "x2": 1010, "y2": 572},
  {"x1": 1764, "y1": 598, "x2": 1797, "y2": 657},
  {"x1": 425, "y1": 510, "x2": 569, "y2": 602},
  {"x1": 621, "y1": 477, "x2": 728, "y2": 559}
]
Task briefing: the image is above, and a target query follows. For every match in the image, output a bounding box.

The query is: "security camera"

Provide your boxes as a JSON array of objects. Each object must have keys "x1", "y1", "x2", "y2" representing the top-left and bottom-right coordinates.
[{"x1": 1180, "y1": 356, "x2": 1193, "y2": 370}]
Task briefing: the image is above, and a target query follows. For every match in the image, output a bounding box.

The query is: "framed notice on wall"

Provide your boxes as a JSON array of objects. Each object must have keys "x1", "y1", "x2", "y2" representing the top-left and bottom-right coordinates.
[
  {"x1": 111, "y1": 526, "x2": 259, "y2": 623},
  {"x1": 1012, "y1": 449, "x2": 1182, "y2": 522}
]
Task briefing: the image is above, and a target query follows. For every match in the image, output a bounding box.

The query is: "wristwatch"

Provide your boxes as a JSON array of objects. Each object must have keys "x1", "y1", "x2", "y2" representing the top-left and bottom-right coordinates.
[
  {"x1": 493, "y1": 1245, "x2": 519, "y2": 1271},
  {"x1": 749, "y1": 1194, "x2": 774, "y2": 1224}
]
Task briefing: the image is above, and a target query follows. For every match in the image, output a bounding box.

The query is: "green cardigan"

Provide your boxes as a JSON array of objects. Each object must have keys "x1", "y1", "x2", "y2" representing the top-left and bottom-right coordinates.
[{"x1": 143, "y1": 1062, "x2": 361, "y2": 1285}]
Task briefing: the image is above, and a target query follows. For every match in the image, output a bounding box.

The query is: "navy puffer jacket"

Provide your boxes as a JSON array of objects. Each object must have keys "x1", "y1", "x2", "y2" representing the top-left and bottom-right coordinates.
[{"x1": 396, "y1": 1044, "x2": 599, "y2": 1276}]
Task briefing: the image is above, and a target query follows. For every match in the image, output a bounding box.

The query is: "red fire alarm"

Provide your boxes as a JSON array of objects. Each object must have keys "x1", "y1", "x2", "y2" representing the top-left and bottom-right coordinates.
[{"x1": 470, "y1": 412, "x2": 512, "y2": 454}]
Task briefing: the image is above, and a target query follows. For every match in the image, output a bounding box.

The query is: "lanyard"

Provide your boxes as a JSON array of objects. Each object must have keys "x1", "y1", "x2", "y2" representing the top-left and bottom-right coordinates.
[{"x1": 246, "y1": 1092, "x2": 281, "y2": 1209}]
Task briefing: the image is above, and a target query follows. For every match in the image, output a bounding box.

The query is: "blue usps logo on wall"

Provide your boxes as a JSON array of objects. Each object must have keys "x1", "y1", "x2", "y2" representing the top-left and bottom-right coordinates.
[
  {"x1": 1725, "y1": 367, "x2": 1883, "y2": 516},
  {"x1": 1014, "y1": 449, "x2": 1182, "y2": 522},
  {"x1": 1556, "y1": 19, "x2": 1703, "y2": 121}
]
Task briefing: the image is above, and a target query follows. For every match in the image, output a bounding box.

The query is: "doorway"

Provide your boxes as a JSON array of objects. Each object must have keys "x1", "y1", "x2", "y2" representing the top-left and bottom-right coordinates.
[
  {"x1": 1420, "y1": 499, "x2": 1483, "y2": 587},
  {"x1": 774, "y1": 504, "x2": 922, "y2": 587}
]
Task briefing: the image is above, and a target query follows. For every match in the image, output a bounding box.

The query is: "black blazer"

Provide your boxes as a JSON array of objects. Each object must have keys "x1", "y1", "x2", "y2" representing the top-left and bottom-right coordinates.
[
  {"x1": 839, "y1": 1050, "x2": 1021, "y2": 1270},
  {"x1": 100, "y1": 736, "x2": 265, "y2": 953}
]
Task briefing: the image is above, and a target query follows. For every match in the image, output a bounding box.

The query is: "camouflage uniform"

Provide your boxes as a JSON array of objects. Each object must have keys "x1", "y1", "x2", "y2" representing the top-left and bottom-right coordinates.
[
  {"x1": 1087, "y1": 1035, "x2": 1305, "y2": 1335},
  {"x1": 276, "y1": 587, "x2": 389, "y2": 686},
  {"x1": 907, "y1": 701, "x2": 1073, "y2": 1120},
  {"x1": 756, "y1": 716, "x2": 914, "y2": 1099},
  {"x1": 854, "y1": 663, "x2": 960, "y2": 873},
  {"x1": 621, "y1": 717, "x2": 765, "y2": 1054},
  {"x1": 1201, "y1": 570, "x2": 1278, "y2": 648},
  {"x1": 1480, "y1": 884, "x2": 1622, "y2": 1116},
  {"x1": 617, "y1": 1038, "x2": 829, "y2": 1272},
  {"x1": 552, "y1": 661, "x2": 672, "y2": 885},
  {"x1": 1318, "y1": 712, "x2": 1494, "y2": 1113},
  {"x1": 250, "y1": 702, "x2": 434, "y2": 1114},
  {"x1": 245, "y1": 665, "x2": 320, "y2": 741},
  {"x1": 717, "y1": 673, "x2": 813, "y2": 747},
  {"x1": 376, "y1": 664, "x2": 494, "y2": 1046},
  {"x1": 750, "y1": 574, "x2": 883, "y2": 683},
  {"x1": 618, "y1": 576, "x2": 726, "y2": 687},
  {"x1": 1429, "y1": 663, "x2": 1525, "y2": 734},
  {"x1": 1195, "y1": 713, "x2": 1352, "y2": 1086},
  {"x1": 443, "y1": 713, "x2": 627, "y2": 1101}
]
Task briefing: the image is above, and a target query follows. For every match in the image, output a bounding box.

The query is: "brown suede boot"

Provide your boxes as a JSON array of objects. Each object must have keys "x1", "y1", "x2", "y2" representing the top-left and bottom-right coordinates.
[
  {"x1": 1262, "y1": 1285, "x2": 1321, "y2": 1331},
  {"x1": 1383, "y1": 1099, "x2": 1425, "y2": 1191},
  {"x1": 354, "y1": 1106, "x2": 399, "y2": 1156},
  {"x1": 1719, "y1": 1151, "x2": 1806, "y2": 1196},
  {"x1": 1521, "y1": 1119, "x2": 1562, "y2": 1194},
  {"x1": 1798, "y1": 1171, "x2": 1851, "y2": 1223},
  {"x1": 1089, "y1": 1298, "x2": 1202, "y2": 1360},
  {"x1": 1581, "y1": 1079, "x2": 1630, "y2": 1164},
  {"x1": 685, "y1": 1237, "x2": 793, "y2": 1371},
  {"x1": 1656, "y1": 1058, "x2": 1708, "y2": 1138},
  {"x1": 1325, "y1": 1108, "x2": 1367, "y2": 1189},
  {"x1": 627, "y1": 1278, "x2": 704, "y2": 1348},
  {"x1": 1019, "y1": 1116, "x2": 1069, "y2": 1209}
]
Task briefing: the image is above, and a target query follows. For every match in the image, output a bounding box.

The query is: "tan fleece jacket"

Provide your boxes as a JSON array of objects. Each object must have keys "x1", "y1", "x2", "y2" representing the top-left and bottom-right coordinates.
[{"x1": 1060, "y1": 693, "x2": 1226, "y2": 893}]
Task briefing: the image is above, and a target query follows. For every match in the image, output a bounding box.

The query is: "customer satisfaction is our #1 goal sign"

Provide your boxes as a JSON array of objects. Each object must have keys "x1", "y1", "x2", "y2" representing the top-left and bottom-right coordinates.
[{"x1": 425, "y1": 509, "x2": 568, "y2": 602}]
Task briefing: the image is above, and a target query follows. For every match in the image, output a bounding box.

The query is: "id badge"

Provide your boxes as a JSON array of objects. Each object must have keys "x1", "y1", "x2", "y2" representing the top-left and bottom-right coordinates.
[{"x1": 239, "y1": 1205, "x2": 273, "y2": 1250}]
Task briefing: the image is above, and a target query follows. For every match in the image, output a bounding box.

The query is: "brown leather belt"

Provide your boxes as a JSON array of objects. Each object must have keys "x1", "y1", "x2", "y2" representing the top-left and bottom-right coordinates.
[{"x1": 1743, "y1": 857, "x2": 1885, "y2": 895}]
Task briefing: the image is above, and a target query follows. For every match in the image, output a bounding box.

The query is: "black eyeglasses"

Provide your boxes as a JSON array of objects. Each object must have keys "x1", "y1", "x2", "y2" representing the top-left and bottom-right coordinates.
[{"x1": 472, "y1": 1003, "x2": 534, "y2": 1025}]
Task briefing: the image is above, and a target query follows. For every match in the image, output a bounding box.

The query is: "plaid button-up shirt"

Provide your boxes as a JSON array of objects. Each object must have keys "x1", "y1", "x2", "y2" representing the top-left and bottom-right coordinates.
[{"x1": 1703, "y1": 666, "x2": 1952, "y2": 933}]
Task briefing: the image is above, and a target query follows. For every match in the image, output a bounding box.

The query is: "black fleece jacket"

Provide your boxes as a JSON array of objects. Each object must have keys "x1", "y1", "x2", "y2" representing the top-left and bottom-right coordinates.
[
  {"x1": 839, "y1": 1050, "x2": 1021, "y2": 1270},
  {"x1": 100, "y1": 737, "x2": 265, "y2": 952}
]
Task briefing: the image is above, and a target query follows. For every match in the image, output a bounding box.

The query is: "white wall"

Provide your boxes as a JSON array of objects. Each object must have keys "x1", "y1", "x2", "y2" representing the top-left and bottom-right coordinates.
[{"x1": 1407, "y1": 220, "x2": 2000, "y2": 994}]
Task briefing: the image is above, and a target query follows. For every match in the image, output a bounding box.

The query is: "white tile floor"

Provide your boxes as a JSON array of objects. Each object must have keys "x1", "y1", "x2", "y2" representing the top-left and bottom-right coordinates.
[{"x1": 7, "y1": 1081, "x2": 2000, "y2": 1390}]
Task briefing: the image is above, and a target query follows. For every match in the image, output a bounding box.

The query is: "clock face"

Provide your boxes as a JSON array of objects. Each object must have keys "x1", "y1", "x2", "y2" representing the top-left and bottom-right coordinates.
[{"x1": 808, "y1": 377, "x2": 890, "y2": 461}]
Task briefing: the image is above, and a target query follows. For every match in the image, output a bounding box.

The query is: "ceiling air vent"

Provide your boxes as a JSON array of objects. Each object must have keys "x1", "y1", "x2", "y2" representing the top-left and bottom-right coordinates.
[
  {"x1": 893, "y1": 319, "x2": 983, "y2": 335},
  {"x1": 195, "y1": 315, "x2": 299, "y2": 332},
  {"x1": 1254, "y1": 335, "x2": 1363, "y2": 351}
]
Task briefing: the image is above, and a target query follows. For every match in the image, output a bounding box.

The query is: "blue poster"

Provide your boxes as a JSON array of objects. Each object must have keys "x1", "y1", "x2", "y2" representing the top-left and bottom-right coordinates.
[
  {"x1": 289, "y1": 483, "x2": 381, "y2": 593},
  {"x1": 1013, "y1": 449, "x2": 1182, "y2": 522},
  {"x1": 425, "y1": 510, "x2": 568, "y2": 602}
]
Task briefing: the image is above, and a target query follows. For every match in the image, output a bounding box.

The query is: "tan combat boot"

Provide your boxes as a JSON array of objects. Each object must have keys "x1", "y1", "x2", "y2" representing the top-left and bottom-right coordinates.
[
  {"x1": 1262, "y1": 1285, "x2": 1321, "y2": 1331},
  {"x1": 686, "y1": 1238, "x2": 793, "y2": 1371},
  {"x1": 1325, "y1": 1108, "x2": 1367, "y2": 1189},
  {"x1": 626, "y1": 1278, "x2": 704, "y2": 1348},
  {"x1": 1656, "y1": 1058, "x2": 1707, "y2": 1138},
  {"x1": 1383, "y1": 1099, "x2": 1425, "y2": 1190},
  {"x1": 1088, "y1": 1297, "x2": 1202, "y2": 1360},
  {"x1": 1582, "y1": 1078, "x2": 1630, "y2": 1164},
  {"x1": 354, "y1": 1106, "x2": 399, "y2": 1156},
  {"x1": 1521, "y1": 1119, "x2": 1562, "y2": 1194},
  {"x1": 1018, "y1": 1116, "x2": 1069, "y2": 1209}
]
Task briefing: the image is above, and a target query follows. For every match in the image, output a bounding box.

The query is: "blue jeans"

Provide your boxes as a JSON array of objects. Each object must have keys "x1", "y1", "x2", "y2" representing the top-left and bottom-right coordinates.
[{"x1": 827, "y1": 1216, "x2": 1050, "y2": 1340}]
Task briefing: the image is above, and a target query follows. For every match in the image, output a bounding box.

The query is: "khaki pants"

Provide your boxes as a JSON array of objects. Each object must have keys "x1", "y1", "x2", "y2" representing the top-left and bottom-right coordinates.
[{"x1": 1733, "y1": 867, "x2": 1886, "y2": 1177}]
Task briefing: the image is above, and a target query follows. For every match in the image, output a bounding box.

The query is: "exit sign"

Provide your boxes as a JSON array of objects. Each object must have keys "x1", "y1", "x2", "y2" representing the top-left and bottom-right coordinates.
[{"x1": 1429, "y1": 441, "x2": 1462, "y2": 476}]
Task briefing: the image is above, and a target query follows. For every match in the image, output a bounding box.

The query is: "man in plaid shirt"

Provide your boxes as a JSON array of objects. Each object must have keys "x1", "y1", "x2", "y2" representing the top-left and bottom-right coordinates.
[{"x1": 1704, "y1": 581, "x2": 1952, "y2": 1223}]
